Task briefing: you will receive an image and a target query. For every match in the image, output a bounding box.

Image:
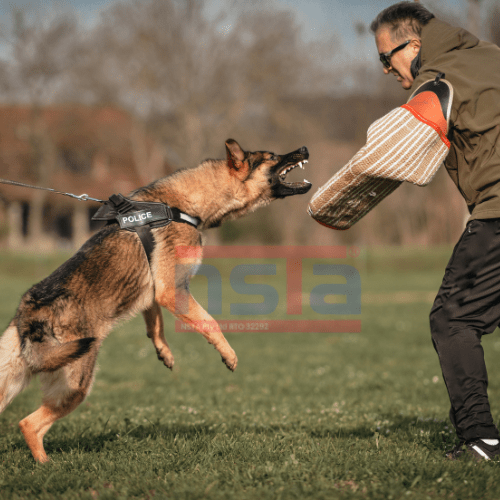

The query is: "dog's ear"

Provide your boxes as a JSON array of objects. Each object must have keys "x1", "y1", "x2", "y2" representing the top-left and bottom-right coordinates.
[
  {"x1": 225, "y1": 139, "x2": 246, "y2": 171},
  {"x1": 225, "y1": 139, "x2": 250, "y2": 180}
]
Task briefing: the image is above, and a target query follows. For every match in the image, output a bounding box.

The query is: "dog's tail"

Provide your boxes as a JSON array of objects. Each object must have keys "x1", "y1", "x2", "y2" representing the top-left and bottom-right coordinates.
[
  {"x1": 0, "y1": 322, "x2": 96, "y2": 413},
  {"x1": 0, "y1": 323, "x2": 32, "y2": 413}
]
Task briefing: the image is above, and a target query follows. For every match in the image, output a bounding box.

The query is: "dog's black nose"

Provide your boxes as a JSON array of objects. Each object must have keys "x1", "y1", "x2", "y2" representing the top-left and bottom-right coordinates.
[{"x1": 300, "y1": 146, "x2": 308, "y2": 155}]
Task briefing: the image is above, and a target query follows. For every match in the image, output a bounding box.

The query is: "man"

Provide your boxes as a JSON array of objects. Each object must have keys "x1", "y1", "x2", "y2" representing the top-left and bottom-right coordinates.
[{"x1": 371, "y1": 2, "x2": 500, "y2": 461}]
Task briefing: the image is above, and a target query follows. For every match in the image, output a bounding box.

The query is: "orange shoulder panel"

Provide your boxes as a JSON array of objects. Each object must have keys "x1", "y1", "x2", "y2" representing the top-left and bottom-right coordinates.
[{"x1": 404, "y1": 91, "x2": 448, "y2": 135}]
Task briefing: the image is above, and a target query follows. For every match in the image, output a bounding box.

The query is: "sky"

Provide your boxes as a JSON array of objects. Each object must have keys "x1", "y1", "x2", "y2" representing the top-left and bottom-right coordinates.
[
  {"x1": 1, "y1": 0, "x2": 493, "y2": 39},
  {"x1": 0, "y1": 0, "x2": 496, "y2": 78}
]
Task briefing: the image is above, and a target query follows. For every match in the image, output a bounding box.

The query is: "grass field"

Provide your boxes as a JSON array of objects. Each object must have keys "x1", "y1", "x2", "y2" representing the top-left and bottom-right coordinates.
[{"x1": 1, "y1": 246, "x2": 500, "y2": 499}]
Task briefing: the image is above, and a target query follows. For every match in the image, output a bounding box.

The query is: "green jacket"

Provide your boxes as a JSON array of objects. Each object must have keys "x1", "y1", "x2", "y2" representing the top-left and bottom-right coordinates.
[{"x1": 411, "y1": 18, "x2": 500, "y2": 219}]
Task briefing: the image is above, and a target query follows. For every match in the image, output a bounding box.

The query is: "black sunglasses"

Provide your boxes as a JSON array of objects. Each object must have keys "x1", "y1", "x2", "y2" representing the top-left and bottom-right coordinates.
[{"x1": 379, "y1": 40, "x2": 411, "y2": 69}]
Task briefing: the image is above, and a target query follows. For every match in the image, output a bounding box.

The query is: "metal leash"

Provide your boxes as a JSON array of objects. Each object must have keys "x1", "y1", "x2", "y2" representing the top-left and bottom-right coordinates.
[{"x1": 0, "y1": 178, "x2": 104, "y2": 203}]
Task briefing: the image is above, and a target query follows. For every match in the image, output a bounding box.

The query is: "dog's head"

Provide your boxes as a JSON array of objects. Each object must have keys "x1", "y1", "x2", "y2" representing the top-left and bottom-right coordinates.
[{"x1": 225, "y1": 139, "x2": 312, "y2": 199}]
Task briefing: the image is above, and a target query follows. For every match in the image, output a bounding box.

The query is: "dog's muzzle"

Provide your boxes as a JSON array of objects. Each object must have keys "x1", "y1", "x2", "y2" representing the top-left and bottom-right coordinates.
[{"x1": 272, "y1": 146, "x2": 312, "y2": 198}]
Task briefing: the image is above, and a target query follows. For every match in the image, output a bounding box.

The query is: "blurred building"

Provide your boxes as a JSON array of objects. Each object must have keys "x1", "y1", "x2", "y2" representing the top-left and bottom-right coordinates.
[{"x1": 0, "y1": 105, "x2": 173, "y2": 251}]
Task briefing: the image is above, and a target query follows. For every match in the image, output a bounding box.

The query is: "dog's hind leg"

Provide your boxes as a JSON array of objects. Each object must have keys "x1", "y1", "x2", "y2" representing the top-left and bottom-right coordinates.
[
  {"x1": 19, "y1": 347, "x2": 98, "y2": 463},
  {"x1": 158, "y1": 289, "x2": 237, "y2": 371},
  {"x1": 0, "y1": 323, "x2": 32, "y2": 413},
  {"x1": 19, "y1": 393, "x2": 85, "y2": 463},
  {"x1": 143, "y1": 301, "x2": 174, "y2": 369}
]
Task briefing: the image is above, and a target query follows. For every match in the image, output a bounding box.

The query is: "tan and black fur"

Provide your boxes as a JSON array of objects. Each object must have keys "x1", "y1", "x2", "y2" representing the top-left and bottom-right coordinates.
[{"x1": 0, "y1": 139, "x2": 311, "y2": 463}]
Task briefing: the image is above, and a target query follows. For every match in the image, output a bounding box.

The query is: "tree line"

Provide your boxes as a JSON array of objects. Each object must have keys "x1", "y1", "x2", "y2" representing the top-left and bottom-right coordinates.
[{"x1": 0, "y1": 0, "x2": 498, "y2": 246}]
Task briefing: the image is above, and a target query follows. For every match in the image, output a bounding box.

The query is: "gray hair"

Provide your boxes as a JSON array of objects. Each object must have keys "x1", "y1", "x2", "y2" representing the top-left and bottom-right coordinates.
[{"x1": 370, "y1": 1, "x2": 435, "y2": 41}]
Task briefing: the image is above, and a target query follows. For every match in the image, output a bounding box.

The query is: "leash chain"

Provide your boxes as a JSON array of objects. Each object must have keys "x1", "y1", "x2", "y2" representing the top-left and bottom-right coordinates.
[{"x1": 0, "y1": 178, "x2": 103, "y2": 203}]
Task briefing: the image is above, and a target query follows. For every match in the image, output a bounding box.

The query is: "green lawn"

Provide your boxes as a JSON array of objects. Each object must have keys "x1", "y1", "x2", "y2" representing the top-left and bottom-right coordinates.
[{"x1": 1, "y1": 246, "x2": 500, "y2": 499}]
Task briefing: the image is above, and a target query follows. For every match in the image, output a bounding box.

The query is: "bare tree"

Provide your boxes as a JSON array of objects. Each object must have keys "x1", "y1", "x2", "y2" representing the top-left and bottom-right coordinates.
[
  {"x1": 7, "y1": 10, "x2": 81, "y2": 105},
  {"x1": 2, "y1": 10, "x2": 83, "y2": 248},
  {"x1": 71, "y1": 0, "x2": 338, "y2": 166},
  {"x1": 69, "y1": 0, "x2": 239, "y2": 166}
]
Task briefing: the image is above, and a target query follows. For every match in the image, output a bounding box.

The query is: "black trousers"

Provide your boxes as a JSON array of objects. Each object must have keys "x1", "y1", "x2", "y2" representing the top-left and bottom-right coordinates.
[{"x1": 430, "y1": 219, "x2": 500, "y2": 441}]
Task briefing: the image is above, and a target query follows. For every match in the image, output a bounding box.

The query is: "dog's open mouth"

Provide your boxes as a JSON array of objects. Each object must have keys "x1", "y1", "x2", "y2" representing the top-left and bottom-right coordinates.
[
  {"x1": 270, "y1": 146, "x2": 312, "y2": 198},
  {"x1": 276, "y1": 159, "x2": 312, "y2": 196},
  {"x1": 279, "y1": 160, "x2": 310, "y2": 184}
]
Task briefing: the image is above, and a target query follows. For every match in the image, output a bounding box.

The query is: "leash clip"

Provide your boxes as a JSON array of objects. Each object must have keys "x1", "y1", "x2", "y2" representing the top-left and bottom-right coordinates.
[{"x1": 72, "y1": 193, "x2": 104, "y2": 202}]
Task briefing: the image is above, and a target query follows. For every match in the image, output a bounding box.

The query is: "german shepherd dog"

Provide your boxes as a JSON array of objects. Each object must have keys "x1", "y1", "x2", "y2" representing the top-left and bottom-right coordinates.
[{"x1": 0, "y1": 139, "x2": 311, "y2": 462}]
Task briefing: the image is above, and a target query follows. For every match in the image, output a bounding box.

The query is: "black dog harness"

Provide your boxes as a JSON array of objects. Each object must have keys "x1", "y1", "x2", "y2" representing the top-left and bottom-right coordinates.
[
  {"x1": 92, "y1": 194, "x2": 200, "y2": 264},
  {"x1": 0, "y1": 178, "x2": 200, "y2": 266}
]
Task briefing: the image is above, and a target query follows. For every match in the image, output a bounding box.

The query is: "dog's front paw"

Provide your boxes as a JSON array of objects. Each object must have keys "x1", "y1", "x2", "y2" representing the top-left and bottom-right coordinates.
[
  {"x1": 222, "y1": 350, "x2": 238, "y2": 372},
  {"x1": 156, "y1": 348, "x2": 175, "y2": 370}
]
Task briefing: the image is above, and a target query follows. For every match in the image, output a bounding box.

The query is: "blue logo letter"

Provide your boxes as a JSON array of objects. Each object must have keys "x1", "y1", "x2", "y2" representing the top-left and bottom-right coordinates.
[
  {"x1": 230, "y1": 264, "x2": 279, "y2": 316},
  {"x1": 310, "y1": 264, "x2": 361, "y2": 315}
]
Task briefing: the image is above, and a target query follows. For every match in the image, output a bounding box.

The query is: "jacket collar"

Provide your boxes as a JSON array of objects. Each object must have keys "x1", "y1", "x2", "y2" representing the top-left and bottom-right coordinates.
[
  {"x1": 410, "y1": 50, "x2": 421, "y2": 79},
  {"x1": 419, "y1": 18, "x2": 480, "y2": 69}
]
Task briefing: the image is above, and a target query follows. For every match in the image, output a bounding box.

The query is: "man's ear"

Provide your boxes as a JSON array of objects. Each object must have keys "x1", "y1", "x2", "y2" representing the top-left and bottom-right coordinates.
[
  {"x1": 410, "y1": 37, "x2": 421, "y2": 55},
  {"x1": 225, "y1": 139, "x2": 245, "y2": 171}
]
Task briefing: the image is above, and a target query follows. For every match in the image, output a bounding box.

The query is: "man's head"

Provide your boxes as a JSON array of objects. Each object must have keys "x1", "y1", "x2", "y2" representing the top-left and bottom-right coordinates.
[{"x1": 371, "y1": 2, "x2": 435, "y2": 89}]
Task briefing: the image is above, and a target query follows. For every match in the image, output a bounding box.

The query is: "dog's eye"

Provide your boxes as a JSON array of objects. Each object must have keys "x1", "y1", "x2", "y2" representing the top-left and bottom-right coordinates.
[{"x1": 270, "y1": 155, "x2": 278, "y2": 161}]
